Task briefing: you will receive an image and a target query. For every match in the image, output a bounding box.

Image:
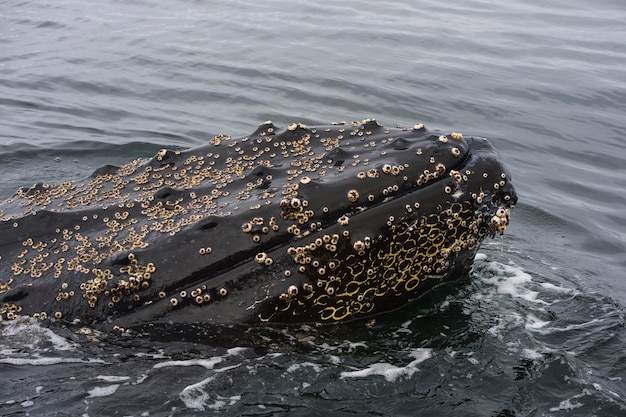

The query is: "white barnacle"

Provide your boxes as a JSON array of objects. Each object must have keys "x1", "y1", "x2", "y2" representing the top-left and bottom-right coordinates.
[
  {"x1": 255, "y1": 252, "x2": 268, "y2": 264},
  {"x1": 353, "y1": 240, "x2": 366, "y2": 252},
  {"x1": 288, "y1": 285, "x2": 299, "y2": 297},
  {"x1": 347, "y1": 189, "x2": 359, "y2": 202}
]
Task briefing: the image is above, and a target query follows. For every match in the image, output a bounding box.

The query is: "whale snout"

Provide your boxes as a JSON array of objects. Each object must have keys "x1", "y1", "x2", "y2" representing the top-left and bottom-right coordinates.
[
  {"x1": 459, "y1": 136, "x2": 517, "y2": 237},
  {"x1": 0, "y1": 119, "x2": 518, "y2": 329}
]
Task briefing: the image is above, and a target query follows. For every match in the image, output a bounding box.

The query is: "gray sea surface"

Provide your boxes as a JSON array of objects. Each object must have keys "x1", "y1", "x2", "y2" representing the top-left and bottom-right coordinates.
[{"x1": 1, "y1": 0, "x2": 625, "y2": 416}]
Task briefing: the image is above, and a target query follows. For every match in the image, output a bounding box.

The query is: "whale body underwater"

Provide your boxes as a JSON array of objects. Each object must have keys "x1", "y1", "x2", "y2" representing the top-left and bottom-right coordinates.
[{"x1": 0, "y1": 119, "x2": 517, "y2": 331}]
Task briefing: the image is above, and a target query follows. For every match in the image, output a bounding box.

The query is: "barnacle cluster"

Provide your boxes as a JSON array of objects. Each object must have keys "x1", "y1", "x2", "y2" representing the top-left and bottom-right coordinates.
[
  {"x1": 0, "y1": 118, "x2": 516, "y2": 325},
  {"x1": 262, "y1": 200, "x2": 487, "y2": 322}
]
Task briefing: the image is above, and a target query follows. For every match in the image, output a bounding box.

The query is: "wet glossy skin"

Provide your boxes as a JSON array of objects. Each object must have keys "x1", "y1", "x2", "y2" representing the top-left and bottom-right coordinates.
[{"x1": 0, "y1": 119, "x2": 517, "y2": 330}]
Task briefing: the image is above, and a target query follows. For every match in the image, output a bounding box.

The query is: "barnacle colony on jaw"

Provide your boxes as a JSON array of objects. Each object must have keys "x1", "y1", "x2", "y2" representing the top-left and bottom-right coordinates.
[{"x1": 0, "y1": 118, "x2": 516, "y2": 326}]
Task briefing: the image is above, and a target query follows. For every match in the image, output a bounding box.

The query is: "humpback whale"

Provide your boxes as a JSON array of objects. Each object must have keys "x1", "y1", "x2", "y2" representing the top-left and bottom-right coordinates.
[{"x1": 0, "y1": 119, "x2": 517, "y2": 331}]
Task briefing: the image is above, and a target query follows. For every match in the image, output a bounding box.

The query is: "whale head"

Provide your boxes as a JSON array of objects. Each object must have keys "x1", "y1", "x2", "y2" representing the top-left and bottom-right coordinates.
[{"x1": 0, "y1": 119, "x2": 516, "y2": 329}]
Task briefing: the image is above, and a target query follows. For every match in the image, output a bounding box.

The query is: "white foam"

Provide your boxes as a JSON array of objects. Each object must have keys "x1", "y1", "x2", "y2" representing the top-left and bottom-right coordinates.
[
  {"x1": 0, "y1": 357, "x2": 105, "y2": 366},
  {"x1": 1, "y1": 319, "x2": 76, "y2": 351},
  {"x1": 317, "y1": 340, "x2": 368, "y2": 352},
  {"x1": 153, "y1": 357, "x2": 223, "y2": 370},
  {"x1": 226, "y1": 347, "x2": 248, "y2": 356},
  {"x1": 134, "y1": 351, "x2": 167, "y2": 359},
  {"x1": 179, "y1": 375, "x2": 215, "y2": 410},
  {"x1": 135, "y1": 374, "x2": 149, "y2": 384},
  {"x1": 530, "y1": 318, "x2": 603, "y2": 336},
  {"x1": 328, "y1": 355, "x2": 341, "y2": 365},
  {"x1": 347, "y1": 342, "x2": 368, "y2": 351},
  {"x1": 86, "y1": 384, "x2": 120, "y2": 398},
  {"x1": 521, "y1": 349, "x2": 544, "y2": 360},
  {"x1": 549, "y1": 398, "x2": 583, "y2": 412},
  {"x1": 286, "y1": 361, "x2": 322, "y2": 374},
  {"x1": 487, "y1": 312, "x2": 524, "y2": 337},
  {"x1": 482, "y1": 262, "x2": 545, "y2": 304},
  {"x1": 539, "y1": 282, "x2": 576, "y2": 294},
  {"x1": 592, "y1": 383, "x2": 623, "y2": 401},
  {"x1": 154, "y1": 347, "x2": 247, "y2": 370},
  {"x1": 392, "y1": 320, "x2": 413, "y2": 337},
  {"x1": 150, "y1": 349, "x2": 248, "y2": 410},
  {"x1": 179, "y1": 375, "x2": 241, "y2": 411},
  {"x1": 95, "y1": 375, "x2": 130, "y2": 382},
  {"x1": 525, "y1": 313, "x2": 551, "y2": 331},
  {"x1": 340, "y1": 348, "x2": 432, "y2": 382}
]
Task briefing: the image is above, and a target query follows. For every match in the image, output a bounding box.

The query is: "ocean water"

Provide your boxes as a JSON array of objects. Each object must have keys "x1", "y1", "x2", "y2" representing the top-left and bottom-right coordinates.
[{"x1": 1, "y1": 0, "x2": 625, "y2": 415}]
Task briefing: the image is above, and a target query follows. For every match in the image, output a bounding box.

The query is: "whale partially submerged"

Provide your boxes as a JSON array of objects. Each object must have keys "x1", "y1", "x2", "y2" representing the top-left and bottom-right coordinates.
[{"x1": 0, "y1": 119, "x2": 516, "y2": 331}]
